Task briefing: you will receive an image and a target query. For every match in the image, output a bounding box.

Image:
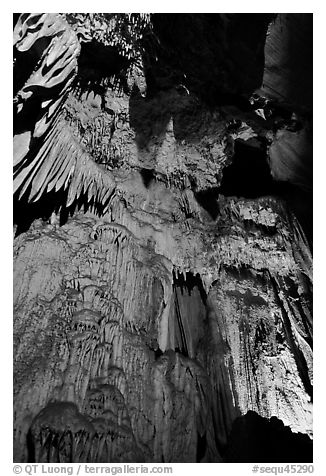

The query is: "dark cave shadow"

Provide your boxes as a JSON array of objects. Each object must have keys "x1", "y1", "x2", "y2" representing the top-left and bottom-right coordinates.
[
  {"x1": 144, "y1": 13, "x2": 273, "y2": 104},
  {"x1": 218, "y1": 138, "x2": 274, "y2": 198},
  {"x1": 192, "y1": 137, "x2": 274, "y2": 222},
  {"x1": 75, "y1": 40, "x2": 130, "y2": 97},
  {"x1": 191, "y1": 138, "x2": 313, "y2": 246},
  {"x1": 26, "y1": 429, "x2": 36, "y2": 463},
  {"x1": 13, "y1": 188, "x2": 67, "y2": 236},
  {"x1": 279, "y1": 14, "x2": 313, "y2": 113},
  {"x1": 223, "y1": 411, "x2": 313, "y2": 463},
  {"x1": 128, "y1": 13, "x2": 273, "y2": 154},
  {"x1": 13, "y1": 13, "x2": 21, "y2": 29},
  {"x1": 13, "y1": 187, "x2": 109, "y2": 237}
]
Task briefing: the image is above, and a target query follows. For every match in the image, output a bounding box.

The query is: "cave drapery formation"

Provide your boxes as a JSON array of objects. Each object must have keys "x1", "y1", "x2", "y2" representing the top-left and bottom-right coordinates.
[{"x1": 13, "y1": 13, "x2": 313, "y2": 463}]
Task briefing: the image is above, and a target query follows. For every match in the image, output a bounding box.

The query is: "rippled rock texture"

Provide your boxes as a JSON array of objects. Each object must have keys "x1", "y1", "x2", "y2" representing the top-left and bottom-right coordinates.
[{"x1": 13, "y1": 13, "x2": 313, "y2": 463}]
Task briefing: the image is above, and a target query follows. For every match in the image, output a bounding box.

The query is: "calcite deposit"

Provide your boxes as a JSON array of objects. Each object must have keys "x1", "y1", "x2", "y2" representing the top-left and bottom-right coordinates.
[{"x1": 13, "y1": 13, "x2": 313, "y2": 463}]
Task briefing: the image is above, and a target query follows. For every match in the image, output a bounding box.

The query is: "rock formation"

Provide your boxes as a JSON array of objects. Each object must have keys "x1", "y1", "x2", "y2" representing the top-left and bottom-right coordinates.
[{"x1": 13, "y1": 13, "x2": 313, "y2": 463}]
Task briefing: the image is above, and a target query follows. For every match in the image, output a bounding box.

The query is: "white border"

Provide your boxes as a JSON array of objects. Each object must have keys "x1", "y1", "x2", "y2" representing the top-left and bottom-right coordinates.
[{"x1": 3, "y1": 3, "x2": 324, "y2": 472}]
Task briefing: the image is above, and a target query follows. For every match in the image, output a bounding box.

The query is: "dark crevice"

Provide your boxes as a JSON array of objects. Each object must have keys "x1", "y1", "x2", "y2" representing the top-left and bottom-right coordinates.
[
  {"x1": 13, "y1": 187, "x2": 108, "y2": 237},
  {"x1": 140, "y1": 168, "x2": 155, "y2": 188},
  {"x1": 26, "y1": 429, "x2": 36, "y2": 463},
  {"x1": 153, "y1": 347, "x2": 163, "y2": 360},
  {"x1": 192, "y1": 139, "x2": 275, "y2": 220},
  {"x1": 219, "y1": 139, "x2": 274, "y2": 198},
  {"x1": 13, "y1": 188, "x2": 68, "y2": 236},
  {"x1": 219, "y1": 137, "x2": 312, "y2": 241},
  {"x1": 75, "y1": 40, "x2": 130, "y2": 97},
  {"x1": 194, "y1": 187, "x2": 220, "y2": 220},
  {"x1": 191, "y1": 139, "x2": 312, "y2": 243},
  {"x1": 173, "y1": 291, "x2": 189, "y2": 357},
  {"x1": 196, "y1": 432, "x2": 207, "y2": 462}
]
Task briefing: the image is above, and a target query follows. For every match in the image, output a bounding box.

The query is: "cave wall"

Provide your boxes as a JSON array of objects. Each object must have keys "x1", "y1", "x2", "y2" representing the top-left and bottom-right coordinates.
[{"x1": 13, "y1": 13, "x2": 313, "y2": 463}]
